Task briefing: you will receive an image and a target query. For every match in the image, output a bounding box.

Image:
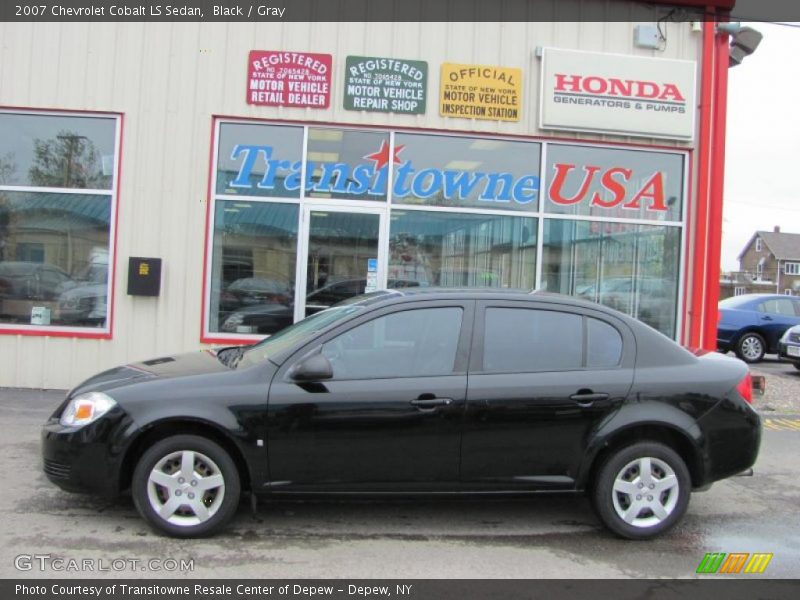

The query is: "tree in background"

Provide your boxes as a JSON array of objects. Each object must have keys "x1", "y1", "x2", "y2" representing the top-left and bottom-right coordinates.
[{"x1": 28, "y1": 131, "x2": 102, "y2": 188}]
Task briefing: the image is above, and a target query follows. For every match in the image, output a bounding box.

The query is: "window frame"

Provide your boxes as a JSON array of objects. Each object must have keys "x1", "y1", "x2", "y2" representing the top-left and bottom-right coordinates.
[
  {"x1": 755, "y1": 237, "x2": 763, "y2": 252},
  {"x1": 469, "y1": 300, "x2": 634, "y2": 375},
  {"x1": 0, "y1": 107, "x2": 122, "y2": 339},
  {"x1": 202, "y1": 116, "x2": 688, "y2": 345},
  {"x1": 784, "y1": 262, "x2": 800, "y2": 275}
]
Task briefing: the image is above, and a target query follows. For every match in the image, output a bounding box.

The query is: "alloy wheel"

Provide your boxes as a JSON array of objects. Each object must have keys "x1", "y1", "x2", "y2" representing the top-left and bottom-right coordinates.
[
  {"x1": 611, "y1": 456, "x2": 679, "y2": 528},
  {"x1": 740, "y1": 335, "x2": 764, "y2": 361},
  {"x1": 146, "y1": 450, "x2": 225, "y2": 526}
]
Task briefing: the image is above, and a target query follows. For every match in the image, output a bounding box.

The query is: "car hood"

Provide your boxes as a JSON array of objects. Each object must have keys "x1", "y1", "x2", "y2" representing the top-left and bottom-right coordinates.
[{"x1": 69, "y1": 350, "x2": 230, "y2": 397}]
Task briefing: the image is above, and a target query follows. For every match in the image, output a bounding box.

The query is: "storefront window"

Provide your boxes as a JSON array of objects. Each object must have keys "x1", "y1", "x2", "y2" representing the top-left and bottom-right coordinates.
[
  {"x1": 306, "y1": 128, "x2": 389, "y2": 201},
  {"x1": 216, "y1": 123, "x2": 304, "y2": 197},
  {"x1": 206, "y1": 120, "x2": 686, "y2": 341},
  {"x1": 209, "y1": 200, "x2": 299, "y2": 335},
  {"x1": 0, "y1": 113, "x2": 116, "y2": 190},
  {"x1": 392, "y1": 134, "x2": 540, "y2": 211},
  {"x1": 0, "y1": 112, "x2": 118, "y2": 333},
  {"x1": 544, "y1": 145, "x2": 683, "y2": 222},
  {"x1": 542, "y1": 219, "x2": 681, "y2": 337},
  {"x1": 389, "y1": 210, "x2": 537, "y2": 289}
]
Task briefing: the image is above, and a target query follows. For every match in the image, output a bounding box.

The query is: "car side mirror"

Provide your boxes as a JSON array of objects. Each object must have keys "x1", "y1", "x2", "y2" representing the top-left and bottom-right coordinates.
[{"x1": 289, "y1": 353, "x2": 333, "y2": 382}]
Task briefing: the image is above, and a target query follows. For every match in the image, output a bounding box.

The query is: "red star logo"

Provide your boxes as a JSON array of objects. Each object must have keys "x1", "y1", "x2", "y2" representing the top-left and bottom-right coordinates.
[{"x1": 363, "y1": 140, "x2": 405, "y2": 171}]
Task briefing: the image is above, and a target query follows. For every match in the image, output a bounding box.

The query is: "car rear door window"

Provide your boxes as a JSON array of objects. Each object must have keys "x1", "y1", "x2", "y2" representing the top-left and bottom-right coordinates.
[
  {"x1": 483, "y1": 308, "x2": 582, "y2": 372},
  {"x1": 321, "y1": 307, "x2": 463, "y2": 380},
  {"x1": 759, "y1": 298, "x2": 796, "y2": 315},
  {"x1": 586, "y1": 317, "x2": 623, "y2": 367}
]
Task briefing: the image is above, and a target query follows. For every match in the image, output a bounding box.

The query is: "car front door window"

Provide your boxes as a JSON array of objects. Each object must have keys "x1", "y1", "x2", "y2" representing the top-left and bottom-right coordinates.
[{"x1": 321, "y1": 307, "x2": 464, "y2": 380}]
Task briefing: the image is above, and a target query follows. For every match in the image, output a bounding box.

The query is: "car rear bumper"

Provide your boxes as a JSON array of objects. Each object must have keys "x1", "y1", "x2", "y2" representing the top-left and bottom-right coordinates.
[{"x1": 697, "y1": 399, "x2": 761, "y2": 486}]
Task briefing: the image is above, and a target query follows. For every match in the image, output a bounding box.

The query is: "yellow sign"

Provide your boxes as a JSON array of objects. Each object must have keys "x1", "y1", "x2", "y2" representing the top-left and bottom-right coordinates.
[{"x1": 439, "y1": 63, "x2": 522, "y2": 122}]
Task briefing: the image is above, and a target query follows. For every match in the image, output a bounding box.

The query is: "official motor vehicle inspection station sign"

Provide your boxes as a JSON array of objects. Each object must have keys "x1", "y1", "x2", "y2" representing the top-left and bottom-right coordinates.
[
  {"x1": 247, "y1": 50, "x2": 332, "y2": 108},
  {"x1": 439, "y1": 63, "x2": 522, "y2": 122},
  {"x1": 344, "y1": 56, "x2": 428, "y2": 114},
  {"x1": 539, "y1": 47, "x2": 696, "y2": 141}
]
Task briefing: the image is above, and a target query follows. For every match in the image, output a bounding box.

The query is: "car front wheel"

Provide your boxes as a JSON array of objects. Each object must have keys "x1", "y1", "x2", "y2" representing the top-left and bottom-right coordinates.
[
  {"x1": 736, "y1": 332, "x2": 766, "y2": 363},
  {"x1": 132, "y1": 434, "x2": 241, "y2": 537},
  {"x1": 592, "y1": 442, "x2": 691, "y2": 540}
]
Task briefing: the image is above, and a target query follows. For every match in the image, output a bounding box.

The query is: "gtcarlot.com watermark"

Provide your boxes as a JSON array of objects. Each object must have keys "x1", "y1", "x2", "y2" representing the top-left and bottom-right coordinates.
[{"x1": 14, "y1": 553, "x2": 194, "y2": 573}]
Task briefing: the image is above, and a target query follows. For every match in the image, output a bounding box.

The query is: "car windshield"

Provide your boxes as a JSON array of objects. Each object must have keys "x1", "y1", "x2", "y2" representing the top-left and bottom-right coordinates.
[{"x1": 236, "y1": 304, "x2": 363, "y2": 368}]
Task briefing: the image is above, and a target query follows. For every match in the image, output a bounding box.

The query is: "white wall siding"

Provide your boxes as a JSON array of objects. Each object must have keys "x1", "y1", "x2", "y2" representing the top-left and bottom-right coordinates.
[{"x1": 0, "y1": 14, "x2": 702, "y2": 389}]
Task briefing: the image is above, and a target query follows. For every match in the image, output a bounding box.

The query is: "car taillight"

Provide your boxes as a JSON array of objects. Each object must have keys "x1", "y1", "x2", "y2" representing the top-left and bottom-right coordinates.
[{"x1": 736, "y1": 372, "x2": 753, "y2": 404}]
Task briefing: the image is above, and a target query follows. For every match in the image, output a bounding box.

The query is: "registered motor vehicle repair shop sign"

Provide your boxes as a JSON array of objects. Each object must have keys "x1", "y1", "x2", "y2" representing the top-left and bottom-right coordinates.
[{"x1": 344, "y1": 56, "x2": 428, "y2": 114}]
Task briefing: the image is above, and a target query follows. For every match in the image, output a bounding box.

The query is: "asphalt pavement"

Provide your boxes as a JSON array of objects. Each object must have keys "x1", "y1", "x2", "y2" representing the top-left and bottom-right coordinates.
[{"x1": 1, "y1": 387, "x2": 798, "y2": 579}]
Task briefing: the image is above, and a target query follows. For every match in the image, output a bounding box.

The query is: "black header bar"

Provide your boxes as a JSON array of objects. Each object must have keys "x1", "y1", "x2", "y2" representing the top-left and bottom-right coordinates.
[{"x1": 3, "y1": 0, "x2": 800, "y2": 23}]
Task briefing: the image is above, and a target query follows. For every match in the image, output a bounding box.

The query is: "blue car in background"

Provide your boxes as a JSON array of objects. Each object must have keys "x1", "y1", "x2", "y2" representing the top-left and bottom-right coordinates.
[{"x1": 717, "y1": 294, "x2": 800, "y2": 363}]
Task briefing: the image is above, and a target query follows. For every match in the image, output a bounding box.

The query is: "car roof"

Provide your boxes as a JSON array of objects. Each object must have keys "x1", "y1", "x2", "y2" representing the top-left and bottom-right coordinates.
[{"x1": 348, "y1": 287, "x2": 623, "y2": 313}]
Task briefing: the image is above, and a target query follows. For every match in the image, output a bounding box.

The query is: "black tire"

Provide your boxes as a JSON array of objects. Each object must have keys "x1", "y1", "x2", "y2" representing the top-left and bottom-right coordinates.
[
  {"x1": 132, "y1": 434, "x2": 241, "y2": 538},
  {"x1": 735, "y1": 332, "x2": 766, "y2": 363},
  {"x1": 592, "y1": 442, "x2": 691, "y2": 540},
  {"x1": 793, "y1": 363, "x2": 800, "y2": 372}
]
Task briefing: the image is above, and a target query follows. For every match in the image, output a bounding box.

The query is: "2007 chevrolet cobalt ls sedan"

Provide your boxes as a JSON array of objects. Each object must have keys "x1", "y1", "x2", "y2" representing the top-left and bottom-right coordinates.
[{"x1": 42, "y1": 289, "x2": 761, "y2": 539}]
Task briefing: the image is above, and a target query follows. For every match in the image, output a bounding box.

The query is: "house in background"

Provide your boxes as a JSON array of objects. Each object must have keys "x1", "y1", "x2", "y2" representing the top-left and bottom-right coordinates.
[{"x1": 720, "y1": 226, "x2": 800, "y2": 299}]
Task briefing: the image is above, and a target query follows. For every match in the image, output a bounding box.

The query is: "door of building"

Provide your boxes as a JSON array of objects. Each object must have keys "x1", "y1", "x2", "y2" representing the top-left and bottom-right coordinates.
[{"x1": 296, "y1": 204, "x2": 387, "y2": 322}]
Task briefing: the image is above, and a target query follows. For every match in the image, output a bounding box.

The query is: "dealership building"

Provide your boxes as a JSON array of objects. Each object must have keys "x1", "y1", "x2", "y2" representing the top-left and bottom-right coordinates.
[{"x1": 0, "y1": 1, "x2": 737, "y2": 389}]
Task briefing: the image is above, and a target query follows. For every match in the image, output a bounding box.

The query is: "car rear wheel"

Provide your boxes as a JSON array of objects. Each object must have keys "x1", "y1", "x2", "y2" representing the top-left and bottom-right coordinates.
[
  {"x1": 592, "y1": 442, "x2": 690, "y2": 540},
  {"x1": 132, "y1": 434, "x2": 240, "y2": 538},
  {"x1": 736, "y1": 332, "x2": 766, "y2": 363}
]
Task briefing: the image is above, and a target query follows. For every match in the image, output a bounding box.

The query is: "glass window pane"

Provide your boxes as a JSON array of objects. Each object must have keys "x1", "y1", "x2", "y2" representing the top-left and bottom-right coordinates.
[
  {"x1": 544, "y1": 145, "x2": 683, "y2": 222},
  {"x1": 0, "y1": 191, "x2": 111, "y2": 327},
  {"x1": 306, "y1": 128, "x2": 389, "y2": 201},
  {"x1": 483, "y1": 308, "x2": 582, "y2": 372},
  {"x1": 587, "y1": 318, "x2": 622, "y2": 367},
  {"x1": 216, "y1": 122, "x2": 304, "y2": 198},
  {"x1": 0, "y1": 113, "x2": 116, "y2": 190},
  {"x1": 210, "y1": 200, "x2": 298, "y2": 335},
  {"x1": 306, "y1": 211, "x2": 380, "y2": 316},
  {"x1": 392, "y1": 134, "x2": 540, "y2": 211},
  {"x1": 389, "y1": 210, "x2": 536, "y2": 289},
  {"x1": 542, "y1": 220, "x2": 680, "y2": 337},
  {"x1": 321, "y1": 307, "x2": 463, "y2": 379}
]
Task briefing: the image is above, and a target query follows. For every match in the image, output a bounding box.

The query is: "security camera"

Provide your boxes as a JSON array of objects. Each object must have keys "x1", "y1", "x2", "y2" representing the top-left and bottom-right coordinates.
[{"x1": 729, "y1": 26, "x2": 763, "y2": 67}]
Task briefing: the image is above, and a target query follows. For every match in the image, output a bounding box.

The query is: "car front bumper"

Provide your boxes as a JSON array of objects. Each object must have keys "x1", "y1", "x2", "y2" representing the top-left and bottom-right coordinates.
[
  {"x1": 778, "y1": 341, "x2": 800, "y2": 363},
  {"x1": 41, "y1": 407, "x2": 134, "y2": 497}
]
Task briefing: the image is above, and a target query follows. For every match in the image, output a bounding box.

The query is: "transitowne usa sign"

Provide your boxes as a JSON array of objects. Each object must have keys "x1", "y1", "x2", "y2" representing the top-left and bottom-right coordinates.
[{"x1": 539, "y1": 48, "x2": 696, "y2": 141}]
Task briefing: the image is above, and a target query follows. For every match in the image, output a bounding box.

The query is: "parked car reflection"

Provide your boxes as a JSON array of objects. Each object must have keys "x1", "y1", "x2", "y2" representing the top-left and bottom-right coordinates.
[
  {"x1": 0, "y1": 261, "x2": 73, "y2": 323},
  {"x1": 221, "y1": 278, "x2": 421, "y2": 334}
]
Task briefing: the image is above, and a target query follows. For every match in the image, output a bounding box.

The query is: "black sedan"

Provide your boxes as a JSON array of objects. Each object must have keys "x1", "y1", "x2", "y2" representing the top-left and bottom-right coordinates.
[{"x1": 42, "y1": 289, "x2": 761, "y2": 539}]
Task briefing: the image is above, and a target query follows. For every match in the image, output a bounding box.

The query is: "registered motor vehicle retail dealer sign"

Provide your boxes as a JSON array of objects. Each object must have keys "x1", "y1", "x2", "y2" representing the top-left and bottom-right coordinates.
[
  {"x1": 539, "y1": 47, "x2": 696, "y2": 141},
  {"x1": 440, "y1": 63, "x2": 522, "y2": 122},
  {"x1": 247, "y1": 50, "x2": 332, "y2": 108},
  {"x1": 344, "y1": 56, "x2": 428, "y2": 114}
]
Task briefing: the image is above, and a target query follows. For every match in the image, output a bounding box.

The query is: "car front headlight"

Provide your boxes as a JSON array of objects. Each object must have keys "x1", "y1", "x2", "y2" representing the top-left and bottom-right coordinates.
[{"x1": 59, "y1": 392, "x2": 117, "y2": 427}]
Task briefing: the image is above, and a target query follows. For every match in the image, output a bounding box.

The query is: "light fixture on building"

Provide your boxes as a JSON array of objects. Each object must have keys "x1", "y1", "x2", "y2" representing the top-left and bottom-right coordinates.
[{"x1": 717, "y1": 23, "x2": 763, "y2": 67}]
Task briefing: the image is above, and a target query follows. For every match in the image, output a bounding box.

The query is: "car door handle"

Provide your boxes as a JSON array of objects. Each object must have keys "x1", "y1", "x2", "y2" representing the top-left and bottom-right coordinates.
[
  {"x1": 569, "y1": 391, "x2": 610, "y2": 406},
  {"x1": 761, "y1": 315, "x2": 773, "y2": 321},
  {"x1": 410, "y1": 395, "x2": 453, "y2": 409}
]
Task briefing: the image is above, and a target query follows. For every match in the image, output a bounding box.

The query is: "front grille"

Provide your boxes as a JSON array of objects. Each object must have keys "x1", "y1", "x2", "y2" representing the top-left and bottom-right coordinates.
[
  {"x1": 43, "y1": 459, "x2": 71, "y2": 480},
  {"x1": 789, "y1": 332, "x2": 800, "y2": 343}
]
